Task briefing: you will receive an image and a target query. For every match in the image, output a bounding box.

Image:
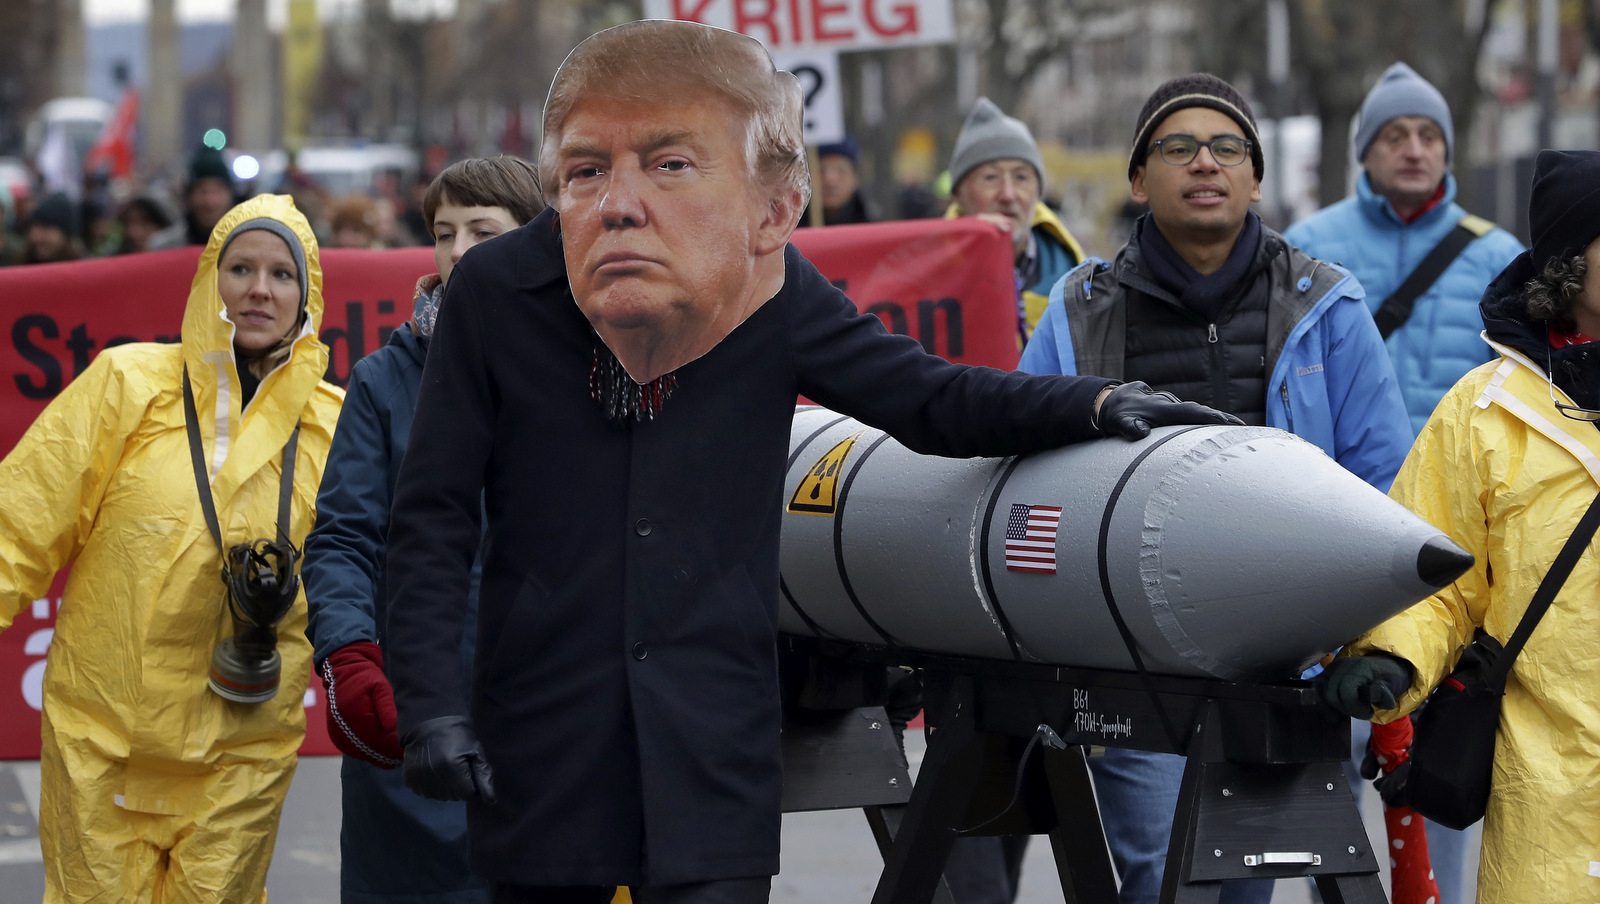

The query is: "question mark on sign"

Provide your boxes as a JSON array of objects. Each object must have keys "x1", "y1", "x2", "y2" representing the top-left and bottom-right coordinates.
[{"x1": 791, "y1": 65, "x2": 823, "y2": 132}]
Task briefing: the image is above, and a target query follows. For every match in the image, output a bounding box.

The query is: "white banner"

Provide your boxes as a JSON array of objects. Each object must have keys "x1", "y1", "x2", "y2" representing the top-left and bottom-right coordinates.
[
  {"x1": 642, "y1": 0, "x2": 953, "y2": 53},
  {"x1": 771, "y1": 50, "x2": 844, "y2": 145}
]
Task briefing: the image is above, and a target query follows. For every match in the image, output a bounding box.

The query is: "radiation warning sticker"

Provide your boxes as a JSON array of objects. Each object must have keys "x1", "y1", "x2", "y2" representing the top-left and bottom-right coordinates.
[{"x1": 787, "y1": 432, "x2": 863, "y2": 516}]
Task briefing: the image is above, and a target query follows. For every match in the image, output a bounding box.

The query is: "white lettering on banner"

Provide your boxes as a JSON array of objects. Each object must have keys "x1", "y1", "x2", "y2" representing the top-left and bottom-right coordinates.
[
  {"x1": 22, "y1": 628, "x2": 52, "y2": 712},
  {"x1": 642, "y1": 0, "x2": 952, "y2": 52},
  {"x1": 31, "y1": 597, "x2": 49, "y2": 620}
]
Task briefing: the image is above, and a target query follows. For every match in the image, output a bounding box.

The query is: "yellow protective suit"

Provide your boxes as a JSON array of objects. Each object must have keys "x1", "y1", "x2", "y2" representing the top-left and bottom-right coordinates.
[
  {"x1": 1346, "y1": 337, "x2": 1600, "y2": 904},
  {"x1": 0, "y1": 195, "x2": 344, "y2": 903}
]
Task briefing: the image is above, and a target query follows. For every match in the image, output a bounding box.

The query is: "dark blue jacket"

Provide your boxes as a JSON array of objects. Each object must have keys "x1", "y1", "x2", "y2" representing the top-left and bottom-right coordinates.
[{"x1": 304, "y1": 324, "x2": 486, "y2": 903}]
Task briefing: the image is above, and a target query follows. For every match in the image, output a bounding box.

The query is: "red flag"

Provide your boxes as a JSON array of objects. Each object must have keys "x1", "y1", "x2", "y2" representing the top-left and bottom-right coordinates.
[{"x1": 84, "y1": 87, "x2": 141, "y2": 180}]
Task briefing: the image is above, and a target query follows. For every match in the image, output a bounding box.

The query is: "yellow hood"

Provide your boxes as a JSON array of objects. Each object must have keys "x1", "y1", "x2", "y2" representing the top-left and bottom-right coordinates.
[
  {"x1": 943, "y1": 200, "x2": 1087, "y2": 263},
  {"x1": 182, "y1": 194, "x2": 329, "y2": 513}
]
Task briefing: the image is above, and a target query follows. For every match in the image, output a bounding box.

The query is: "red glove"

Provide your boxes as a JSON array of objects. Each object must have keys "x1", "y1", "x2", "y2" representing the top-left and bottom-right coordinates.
[{"x1": 321, "y1": 641, "x2": 403, "y2": 768}]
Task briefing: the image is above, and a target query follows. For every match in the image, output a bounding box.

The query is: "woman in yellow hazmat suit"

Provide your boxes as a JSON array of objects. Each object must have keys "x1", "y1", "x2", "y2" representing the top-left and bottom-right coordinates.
[
  {"x1": 0, "y1": 194, "x2": 344, "y2": 903},
  {"x1": 1318, "y1": 150, "x2": 1600, "y2": 904}
]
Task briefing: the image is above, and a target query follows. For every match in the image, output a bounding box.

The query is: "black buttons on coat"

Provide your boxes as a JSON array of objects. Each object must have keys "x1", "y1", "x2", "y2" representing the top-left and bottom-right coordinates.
[
  {"x1": 635, "y1": 518, "x2": 652, "y2": 536},
  {"x1": 632, "y1": 642, "x2": 649, "y2": 660}
]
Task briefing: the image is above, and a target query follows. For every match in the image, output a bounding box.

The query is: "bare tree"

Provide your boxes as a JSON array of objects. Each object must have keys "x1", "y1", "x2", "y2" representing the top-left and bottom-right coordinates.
[{"x1": 1197, "y1": 0, "x2": 1492, "y2": 209}]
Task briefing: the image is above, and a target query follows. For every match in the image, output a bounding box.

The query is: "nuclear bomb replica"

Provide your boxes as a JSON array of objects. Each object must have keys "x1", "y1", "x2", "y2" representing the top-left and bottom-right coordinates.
[{"x1": 779, "y1": 406, "x2": 1473, "y2": 682}]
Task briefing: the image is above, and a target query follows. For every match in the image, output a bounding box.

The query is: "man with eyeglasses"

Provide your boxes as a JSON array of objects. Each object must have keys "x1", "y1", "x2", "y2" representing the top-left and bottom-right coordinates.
[
  {"x1": 1019, "y1": 73, "x2": 1413, "y2": 904},
  {"x1": 1286, "y1": 63, "x2": 1524, "y2": 437}
]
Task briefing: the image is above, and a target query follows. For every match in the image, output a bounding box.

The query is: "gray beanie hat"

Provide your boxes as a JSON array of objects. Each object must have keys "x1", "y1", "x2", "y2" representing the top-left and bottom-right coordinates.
[
  {"x1": 949, "y1": 97, "x2": 1045, "y2": 194},
  {"x1": 1354, "y1": 62, "x2": 1454, "y2": 163}
]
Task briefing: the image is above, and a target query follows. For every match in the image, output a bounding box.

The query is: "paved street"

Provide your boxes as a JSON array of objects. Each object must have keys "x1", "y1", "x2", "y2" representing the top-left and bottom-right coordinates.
[{"x1": 0, "y1": 739, "x2": 1478, "y2": 903}]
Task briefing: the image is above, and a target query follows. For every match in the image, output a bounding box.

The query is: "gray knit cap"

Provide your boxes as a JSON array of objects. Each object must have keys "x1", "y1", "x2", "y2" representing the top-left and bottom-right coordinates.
[
  {"x1": 1354, "y1": 62, "x2": 1454, "y2": 164},
  {"x1": 949, "y1": 97, "x2": 1045, "y2": 194}
]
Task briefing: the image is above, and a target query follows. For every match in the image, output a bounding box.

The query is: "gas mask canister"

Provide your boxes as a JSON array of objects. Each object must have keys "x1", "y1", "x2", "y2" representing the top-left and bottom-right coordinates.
[
  {"x1": 183, "y1": 367, "x2": 303, "y2": 704},
  {"x1": 208, "y1": 537, "x2": 301, "y2": 702}
]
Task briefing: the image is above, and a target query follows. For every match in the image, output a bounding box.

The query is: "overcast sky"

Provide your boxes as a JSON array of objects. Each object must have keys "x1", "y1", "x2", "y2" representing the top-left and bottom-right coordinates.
[{"x1": 85, "y1": 0, "x2": 457, "y2": 26}]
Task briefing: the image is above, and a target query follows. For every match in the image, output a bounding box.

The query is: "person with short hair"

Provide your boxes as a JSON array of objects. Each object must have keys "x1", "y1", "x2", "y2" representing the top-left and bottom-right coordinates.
[
  {"x1": 150, "y1": 144, "x2": 239, "y2": 249},
  {"x1": 116, "y1": 196, "x2": 175, "y2": 254},
  {"x1": 945, "y1": 97, "x2": 1086, "y2": 343},
  {"x1": 1022, "y1": 73, "x2": 1413, "y2": 904},
  {"x1": 20, "y1": 192, "x2": 83, "y2": 264},
  {"x1": 330, "y1": 195, "x2": 382, "y2": 249},
  {"x1": 1317, "y1": 148, "x2": 1600, "y2": 904},
  {"x1": 381, "y1": 21, "x2": 1236, "y2": 904},
  {"x1": 808, "y1": 135, "x2": 877, "y2": 225},
  {"x1": 303, "y1": 155, "x2": 544, "y2": 904}
]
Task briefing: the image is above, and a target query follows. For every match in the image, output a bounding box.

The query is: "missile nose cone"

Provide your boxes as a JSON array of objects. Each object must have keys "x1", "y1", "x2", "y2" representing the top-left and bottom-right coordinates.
[{"x1": 1416, "y1": 535, "x2": 1474, "y2": 589}]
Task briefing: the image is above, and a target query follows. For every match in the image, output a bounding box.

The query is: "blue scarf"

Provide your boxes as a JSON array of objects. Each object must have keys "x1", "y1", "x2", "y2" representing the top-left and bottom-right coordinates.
[{"x1": 1136, "y1": 212, "x2": 1261, "y2": 323}]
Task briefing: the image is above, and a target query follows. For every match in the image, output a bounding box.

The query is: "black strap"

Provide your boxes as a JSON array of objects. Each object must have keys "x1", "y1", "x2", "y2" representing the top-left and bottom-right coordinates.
[
  {"x1": 1373, "y1": 218, "x2": 1481, "y2": 339},
  {"x1": 1096, "y1": 426, "x2": 1207, "y2": 753},
  {"x1": 182, "y1": 366, "x2": 301, "y2": 556},
  {"x1": 1490, "y1": 491, "x2": 1600, "y2": 683}
]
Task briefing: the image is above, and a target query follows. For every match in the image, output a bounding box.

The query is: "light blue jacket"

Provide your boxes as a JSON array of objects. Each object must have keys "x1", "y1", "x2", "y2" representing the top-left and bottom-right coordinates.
[
  {"x1": 1019, "y1": 234, "x2": 1412, "y2": 492},
  {"x1": 1283, "y1": 173, "x2": 1524, "y2": 434}
]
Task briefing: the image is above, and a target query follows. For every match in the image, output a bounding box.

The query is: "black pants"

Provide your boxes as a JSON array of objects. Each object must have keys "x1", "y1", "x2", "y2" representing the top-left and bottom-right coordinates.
[{"x1": 492, "y1": 877, "x2": 771, "y2": 904}]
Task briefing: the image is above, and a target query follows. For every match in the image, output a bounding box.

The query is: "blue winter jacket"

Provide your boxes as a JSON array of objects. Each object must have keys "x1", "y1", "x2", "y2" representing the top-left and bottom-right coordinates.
[
  {"x1": 303, "y1": 323, "x2": 487, "y2": 903},
  {"x1": 1020, "y1": 235, "x2": 1412, "y2": 492},
  {"x1": 1283, "y1": 173, "x2": 1524, "y2": 434}
]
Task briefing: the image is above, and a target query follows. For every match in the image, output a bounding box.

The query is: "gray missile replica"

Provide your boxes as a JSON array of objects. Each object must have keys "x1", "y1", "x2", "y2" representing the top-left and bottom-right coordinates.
[{"x1": 779, "y1": 406, "x2": 1472, "y2": 682}]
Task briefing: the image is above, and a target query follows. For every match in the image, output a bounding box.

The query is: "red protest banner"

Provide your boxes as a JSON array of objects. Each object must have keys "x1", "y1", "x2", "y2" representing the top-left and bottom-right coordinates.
[{"x1": 0, "y1": 216, "x2": 1016, "y2": 759}]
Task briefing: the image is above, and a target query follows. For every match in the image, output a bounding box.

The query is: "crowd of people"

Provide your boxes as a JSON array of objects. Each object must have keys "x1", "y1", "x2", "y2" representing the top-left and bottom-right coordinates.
[
  {"x1": 0, "y1": 143, "x2": 444, "y2": 267},
  {"x1": 0, "y1": 17, "x2": 1595, "y2": 904}
]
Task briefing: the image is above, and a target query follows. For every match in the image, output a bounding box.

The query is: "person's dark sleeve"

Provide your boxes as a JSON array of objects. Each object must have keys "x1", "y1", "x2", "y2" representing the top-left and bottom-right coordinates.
[
  {"x1": 384, "y1": 271, "x2": 496, "y2": 735},
  {"x1": 788, "y1": 250, "x2": 1114, "y2": 457},
  {"x1": 303, "y1": 356, "x2": 394, "y2": 667}
]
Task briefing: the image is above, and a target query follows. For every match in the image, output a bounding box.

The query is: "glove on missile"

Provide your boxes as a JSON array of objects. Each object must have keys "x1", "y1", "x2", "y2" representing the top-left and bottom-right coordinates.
[
  {"x1": 1096, "y1": 381, "x2": 1245, "y2": 440},
  {"x1": 402, "y1": 715, "x2": 497, "y2": 803},
  {"x1": 321, "y1": 641, "x2": 403, "y2": 768},
  {"x1": 1315, "y1": 653, "x2": 1414, "y2": 719}
]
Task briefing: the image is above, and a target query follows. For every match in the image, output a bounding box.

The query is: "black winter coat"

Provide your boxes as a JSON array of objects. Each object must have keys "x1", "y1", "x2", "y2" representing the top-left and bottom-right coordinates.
[{"x1": 384, "y1": 208, "x2": 1113, "y2": 886}]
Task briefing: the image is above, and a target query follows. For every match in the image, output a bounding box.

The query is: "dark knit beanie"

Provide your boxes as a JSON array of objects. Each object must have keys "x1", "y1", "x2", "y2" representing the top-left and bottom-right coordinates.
[
  {"x1": 29, "y1": 192, "x2": 79, "y2": 236},
  {"x1": 188, "y1": 144, "x2": 234, "y2": 189},
  {"x1": 1129, "y1": 74, "x2": 1263, "y2": 181},
  {"x1": 1529, "y1": 149, "x2": 1600, "y2": 276},
  {"x1": 818, "y1": 135, "x2": 860, "y2": 166}
]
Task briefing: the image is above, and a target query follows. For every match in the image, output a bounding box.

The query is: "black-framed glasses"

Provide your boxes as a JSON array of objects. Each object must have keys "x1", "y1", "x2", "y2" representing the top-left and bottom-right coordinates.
[
  {"x1": 1548, "y1": 346, "x2": 1600, "y2": 421},
  {"x1": 1148, "y1": 134, "x2": 1253, "y2": 167}
]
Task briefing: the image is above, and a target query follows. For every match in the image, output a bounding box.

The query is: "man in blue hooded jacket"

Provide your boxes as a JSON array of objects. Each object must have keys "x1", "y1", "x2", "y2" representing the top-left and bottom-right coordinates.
[
  {"x1": 1021, "y1": 73, "x2": 1412, "y2": 904},
  {"x1": 1284, "y1": 63, "x2": 1523, "y2": 436},
  {"x1": 1282, "y1": 62, "x2": 1519, "y2": 904}
]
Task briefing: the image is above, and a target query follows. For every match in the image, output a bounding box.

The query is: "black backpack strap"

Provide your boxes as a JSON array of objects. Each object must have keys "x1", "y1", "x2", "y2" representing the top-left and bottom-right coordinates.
[
  {"x1": 1489, "y1": 491, "x2": 1600, "y2": 683},
  {"x1": 182, "y1": 365, "x2": 302, "y2": 556},
  {"x1": 1373, "y1": 215, "x2": 1495, "y2": 339},
  {"x1": 183, "y1": 367, "x2": 227, "y2": 556}
]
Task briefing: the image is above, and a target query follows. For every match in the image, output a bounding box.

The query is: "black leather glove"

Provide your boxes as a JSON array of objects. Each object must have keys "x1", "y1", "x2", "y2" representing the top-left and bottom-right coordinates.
[
  {"x1": 1314, "y1": 654, "x2": 1414, "y2": 720},
  {"x1": 1373, "y1": 759, "x2": 1411, "y2": 808},
  {"x1": 401, "y1": 715, "x2": 496, "y2": 803},
  {"x1": 1095, "y1": 381, "x2": 1245, "y2": 440},
  {"x1": 1358, "y1": 731, "x2": 1412, "y2": 807}
]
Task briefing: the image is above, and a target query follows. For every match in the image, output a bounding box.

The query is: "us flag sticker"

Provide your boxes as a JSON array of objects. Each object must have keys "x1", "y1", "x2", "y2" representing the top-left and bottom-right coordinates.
[{"x1": 1005, "y1": 503, "x2": 1062, "y2": 574}]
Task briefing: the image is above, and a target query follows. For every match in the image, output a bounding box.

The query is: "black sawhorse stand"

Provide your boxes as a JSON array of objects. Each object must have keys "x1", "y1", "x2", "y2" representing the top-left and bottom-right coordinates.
[{"x1": 779, "y1": 639, "x2": 1387, "y2": 904}]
